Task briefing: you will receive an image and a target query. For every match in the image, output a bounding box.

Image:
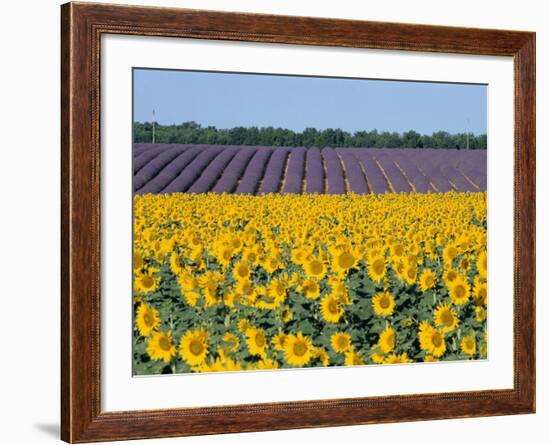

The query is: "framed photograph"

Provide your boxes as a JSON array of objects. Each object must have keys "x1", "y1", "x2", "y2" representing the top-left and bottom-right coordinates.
[{"x1": 61, "y1": 2, "x2": 535, "y2": 442}]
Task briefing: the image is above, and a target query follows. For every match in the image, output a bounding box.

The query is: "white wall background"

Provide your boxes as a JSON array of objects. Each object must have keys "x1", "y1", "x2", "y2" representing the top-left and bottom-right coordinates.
[{"x1": 0, "y1": 1, "x2": 546, "y2": 444}]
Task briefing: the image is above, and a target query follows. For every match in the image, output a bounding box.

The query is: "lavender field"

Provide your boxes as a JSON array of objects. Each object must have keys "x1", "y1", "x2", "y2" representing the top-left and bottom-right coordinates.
[{"x1": 133, "y1": 144, "x2": 486, "y2": 195}]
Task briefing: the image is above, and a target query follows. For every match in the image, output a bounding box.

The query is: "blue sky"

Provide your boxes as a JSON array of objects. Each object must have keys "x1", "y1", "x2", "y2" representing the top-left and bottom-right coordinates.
[{"x1": 133, "y1": 69, "x2": 487, "y2": 135}]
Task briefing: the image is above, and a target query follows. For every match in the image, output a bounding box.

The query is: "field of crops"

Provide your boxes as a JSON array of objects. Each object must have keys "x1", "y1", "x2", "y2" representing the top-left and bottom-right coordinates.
[
  {"x1": 134, "y1": 144, "x2": 486, "y2": 195},
  {"x1": 133, "y1": 188, "x2": 487, "y2": 374}
]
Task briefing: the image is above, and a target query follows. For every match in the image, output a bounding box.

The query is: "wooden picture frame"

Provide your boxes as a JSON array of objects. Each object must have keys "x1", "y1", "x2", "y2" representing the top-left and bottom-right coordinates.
[{"x1": 61, "y1": 2, "x2": 535, "y2": 442}]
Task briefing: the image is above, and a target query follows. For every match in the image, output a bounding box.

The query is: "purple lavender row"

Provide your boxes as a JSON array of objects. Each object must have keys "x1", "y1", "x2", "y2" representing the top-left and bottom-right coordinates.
[
  {"x1": 393, "y1": 156, "x2": 433, "y2": 193},
  {"x1": 187, "y1": 146, "x2": 240, "y2": 194},
  {"x1": 336, "y1": 149, "x2": 369, "y2": 194},
  {"x1": 259, "y1": 149, "x2": 289, "y2": 194},
  {"x1": 134, "y1": 143, "x2": 156, "y2": 157},
  {"x1": 134, "y1": 145, "x2": 171, "y2": 174},
  {"x1": 162, "y1": 146, "x2": 225, "y2": 194},
  {"x1": 304, "y1": 148, "x2": 324, "y2": 194},
  {"x1": 211, "y1": 146, "x2": 258, "y2": 194},
  {"x1": 352, "y1": 151, "x2": 390, "y2": 194},
  {"x1": 439, "y1": 164, "x2": 476, "y2": 192},
  {"x1": 134, "y1": 145, "x2": 188, "y2": 192},
  {"x1": 282, "y1": 147, "x2": 306, "y2": 194},
  {"x1": 373, "y1": 153, "x2": 411, "y2": 193},
  {"x1": 137, "y1": 146, "x2": 203, "y2": 194},
  {"x1": 321, "y1": 148, "x2": 346, "y2": 194},
  {"x1": 234, "y1": 148, "x2": 274, "y2": 194}
]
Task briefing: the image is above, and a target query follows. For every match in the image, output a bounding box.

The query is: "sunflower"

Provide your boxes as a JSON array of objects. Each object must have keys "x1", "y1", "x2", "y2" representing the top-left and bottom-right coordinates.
[
  {"x1": 320, "y1": 295, "x2": 344, "y2": 323},
  {"x1": 235, "y1": 279, "x2": 256, "y2": 305},
  {"x1": 433, "y1": 303, "x2": 459, "y2": 333},
  {"x1": 169, "y1": 252, "x2": 184, "y2": 275},
  {"x1": 443, "y1": 244, "x2": 459, "y2": 264},
  {"x1": 134, "y1": 251, "x2": 144, "y2": 271},
  {"x1": 134, "y1": 268, "x2": 159, "y2": 294},
  {"x1": 372, "y1": 292, "x2": 396, "y2": 317},
  {"x1": 461, "y1": 335, "x2": 477, "y2": 355},
  {"x1": 477, "y1": 250, "x2": 487, "y2": 277},
  {"x1": 419, "y1": 268, "x2": 436, "y2": 292},
  {"x1": 281, "y1": 306, "x2": 293, "y2": 322},
  {"x1": 475, "y1": 306, "x2": 487, "y2": 322},
  {"x1": 448, "y1": 275, "x2": 470, "y2": 305},
  {"x1": 330, "y1": 332, "x2": 352, "y2": 353},
  {"x1": 245, "y1": 327, "x2": 267, "y2": 357},
  {"x1": 367, "y1": 256, "x2": 386, "y2": 282},
  {"x1": 459, "y1": 255, "x2": 471, "y2": 272},
  {"x1": 266, "y1": 279, "x2": 287, "y2": 305},
  {"x1": 232, "y1": 262, "x2": 251, "y2": 282},
  {"x1": 311, "y1": 347, "x2": 330, "y2": 366},
  {"x1": 403, "y1": 264, "x2": 417, "y2": 285},
  {"x1": 135, "y1": 302, "x2": 160, "y2": 337},
  {"x1": 328, "y1": 278, "x2": 350, "y2": 304},
  {"x1": 344, "y1": 349, "x2": 364, "y2": 366},
  {"x1": 418, "y1": 322, "x2": 446, "y2": 357},
  {"x1": 197, "y1": 350, "x2": 243, "y2": 373},
  {"x1": 221, "y1": 332, "x2": 240, "y2": 353},
  {"x1": 384, "y1": 353, "x2": 411, "y2": 364},
  {"x1": 331, "y1": 248, "x2": 358, "y2": 275},
  {"x1": 237, "y1": 318, "x2": 250, "y2": 333},
  {"x1": 284, "y1": 331, "x2": 312, "y2": 366},
  {"x1": 272, "y1": 332, "x2": 287, "y2": 351},
  {"x1": 147, "y1": 330, "x2": 177, "y2": 363},
  {"x1": 303, "y1": 257, "x2": 326, "y2": 279},
  {"x1": 473, "y1": 280, "x2": 487, "y2": 306},
  {"x1": 378, "y1": 326, "x2": 396, "y2": 353},
  {"x1": 298, "y1": 278, "x2": 320, "y2": 300},
  {"x1": 443, "y1": 268, "x2": 458, "y2": 287},
  {"x1": 255, "y1": 358, "x2": 279, "y2": 370},
  {"x1": 241, "y1": 246, "x2": 259, "y2": 264},
  {"x1": 179, "y1": 329, "x2": 209, "y2": 365},
  {"x1": 370, "y1": 351, "x2": 385, "y2": 364}
]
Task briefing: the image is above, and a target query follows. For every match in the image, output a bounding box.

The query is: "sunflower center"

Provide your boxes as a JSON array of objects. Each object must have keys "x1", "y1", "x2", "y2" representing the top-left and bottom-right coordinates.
[
  {"x1": 373, "y1": 260, "x2": 384, "y2": 275},
  {"x1": 337, "y1": 336, "x2": 348, "y2": 349},
  {"x1": 237, "y1": 265, "x2": 248, "y2": 277},
  {"x1": 465, "y1": 339, "x2": 474, "y2": 349},
  {"x1": 432, "y1": 332, "x2": 443, "y2": 347},
  {"x1": 454, "y1": 284, "x2": 466, "y2": 298},
  {"x1": 141, "y1": 275, "x2": 154, "y2": 289},
  {"x1": 447, "y1": 271, "x2": 457, "y2": 282},
  {"x1": 441, "y1": 311, "x2": 453, "y2": 325},
  {"x1": 310, "y1": 260, "x2": 323, "y2": 275},
  {"x1": 293, "y1": 341, "x2": 307, "y2": 356},
  {"x1": 338, "y1": 252, "x2": 355, "y2": 269},
  {"x1": 159, "y1": 337, "x2": 171, "y2": 351},
  {"x1": 255, "y1": 333, "x2": 265, "y2": 347},
  {"x1": 144, "y1": 312, "x2": 154, "y2": 326},
  {"x1": 379, "y1": 296, "x2": 390, "y2": 309},
  {"x1": 190, "y1": 340, "x2": 204, "y2": 356},
  {"x1": 328, "y1": 299, "x2": 339, "y2": 314},
  {"x1": 407, "y1": 268, "x2": 416, "y2": 279}
]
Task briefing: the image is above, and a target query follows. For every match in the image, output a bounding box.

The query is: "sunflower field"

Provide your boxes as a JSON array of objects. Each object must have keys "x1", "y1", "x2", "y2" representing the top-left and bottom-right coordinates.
[{"x1": 133, "y1": 191, "x2": 487, "y2": 375}]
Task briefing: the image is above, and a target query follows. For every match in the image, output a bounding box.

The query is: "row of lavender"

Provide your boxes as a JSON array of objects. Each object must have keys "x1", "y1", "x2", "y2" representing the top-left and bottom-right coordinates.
[{"x1": 134, "y1": 143, "x2": 486, "y2": 195}]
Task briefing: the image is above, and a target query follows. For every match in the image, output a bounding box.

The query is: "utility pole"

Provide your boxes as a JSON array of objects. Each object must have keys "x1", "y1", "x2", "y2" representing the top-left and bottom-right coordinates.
[{"x1": 152, "y1": 109, "x2": 156, "y2": 144}]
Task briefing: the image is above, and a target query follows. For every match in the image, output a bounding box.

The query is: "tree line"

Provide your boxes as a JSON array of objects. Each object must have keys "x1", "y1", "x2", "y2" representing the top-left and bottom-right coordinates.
[{"x1": 134, "y1": 121, "x2": 487, "y2": 149}]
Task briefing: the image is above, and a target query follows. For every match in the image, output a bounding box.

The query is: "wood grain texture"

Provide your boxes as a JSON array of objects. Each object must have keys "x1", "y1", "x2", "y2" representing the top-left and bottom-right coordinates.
[{"x1": 60, "y1": 2, "x2": 536, "y2": 442}]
